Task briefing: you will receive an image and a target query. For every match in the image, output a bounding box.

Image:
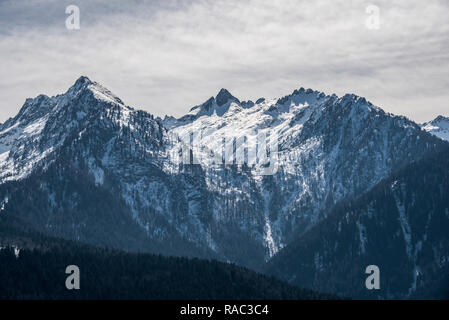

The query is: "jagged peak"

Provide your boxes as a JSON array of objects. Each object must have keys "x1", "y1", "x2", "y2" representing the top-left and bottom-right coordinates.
[
  {"x1": 65, "y1": 76, "x2": 94, "y2": 95},
  {"x1": 65, "y1": 76, "x2": 124, "y2": 106},
  {"x1": 215, "y1": 88, "x2": 240, "y2": 107},
  {"x1": 241, "y1": 100, "x2": 255, "y2": 109},
  {"x1": 331, "y1": 93, "x2": 386, "y2": 118},
  {"x1": 191, "y1": 96, "x2": 214, "y2": 112},
  {"x1": 185, "y1": 89, "x2": 240, "y2": 117},
  {"x1": 13, "y1": 94, "x2": 54, "y2": 125},
  {"x1": 338, "y1": 93, "x2": 369, "y2": 107},
  {"x1": 276, "y1": 87, "x2": 327, "y2": 107},
  {"x1": 284, "y1": 87, "x2": 322, "y2": 99},
  {"x1": 432, "y1": 115, "x2": 449, "y2": 123},
  {"x1": 75, "y1": 75, "x2": 92, "y2": 86},
  {"x1": 7, "y1": 76, "x2": 128, "y2": 129},
  {"x1": 421, "y1": 115, "x2": 449, "y2": 141},
  {"x1": 422, "y1": 115, "x2": 449, "y2": 130}
]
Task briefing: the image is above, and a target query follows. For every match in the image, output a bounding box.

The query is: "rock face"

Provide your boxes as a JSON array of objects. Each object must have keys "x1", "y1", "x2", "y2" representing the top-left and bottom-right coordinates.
[
  {"x1": 0, "y1": 77, "x2": 447, "y2": 277},
  {"x1": 161, "y1": 85, "x2": 445, "y2": 266}
]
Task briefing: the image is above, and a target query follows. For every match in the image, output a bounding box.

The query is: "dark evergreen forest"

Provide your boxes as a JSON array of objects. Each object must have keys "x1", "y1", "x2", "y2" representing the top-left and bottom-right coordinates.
[{"x1": 0, "y1": 227, "x2": 332, "y2": 300}]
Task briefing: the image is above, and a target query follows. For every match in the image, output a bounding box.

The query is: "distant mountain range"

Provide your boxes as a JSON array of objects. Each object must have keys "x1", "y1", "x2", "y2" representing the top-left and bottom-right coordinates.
[
  {"x1": 1, "y1": 76, "x2": 448, "y2": 299},
  {"x1": 421, "y1": 115, "x2": 449, "y2": 142}
]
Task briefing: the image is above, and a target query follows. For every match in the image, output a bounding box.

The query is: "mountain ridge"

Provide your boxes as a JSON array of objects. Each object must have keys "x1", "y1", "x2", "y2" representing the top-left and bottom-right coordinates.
[{"x1": 0, "y1": 76, "x2": 447, "y2": 278}]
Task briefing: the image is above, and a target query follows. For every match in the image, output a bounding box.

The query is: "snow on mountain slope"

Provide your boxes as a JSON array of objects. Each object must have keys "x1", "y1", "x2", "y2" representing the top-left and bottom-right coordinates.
[
  {"x1": 421, "y1": 115, "x2": 449, "y2": 141},
  {"x1": 163, "y1": 87, "x2": 446, "y2": 258},
  {"x1": 0, "y1": 76, "x2": 134, "y2": 183},
  {"x1": 0, "y1": 77, "x2": 447, "y2": 269}
]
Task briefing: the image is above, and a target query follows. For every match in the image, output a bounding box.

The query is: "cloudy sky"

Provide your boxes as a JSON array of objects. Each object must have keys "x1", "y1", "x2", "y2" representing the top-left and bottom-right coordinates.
[{"x1": 0, "y1": 0, "x2": 448, "y2": 123}]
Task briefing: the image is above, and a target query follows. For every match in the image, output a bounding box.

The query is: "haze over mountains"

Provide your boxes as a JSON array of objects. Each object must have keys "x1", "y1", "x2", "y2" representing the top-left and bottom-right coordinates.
[{"x1": 1, "y1": 76, "x2": 448, "y2": 299}]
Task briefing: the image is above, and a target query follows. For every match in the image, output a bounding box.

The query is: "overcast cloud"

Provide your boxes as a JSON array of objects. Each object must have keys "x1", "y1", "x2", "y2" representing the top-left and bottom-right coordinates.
[{"x1": 0, "y1": 0, "x2": 448, "y2": 122}]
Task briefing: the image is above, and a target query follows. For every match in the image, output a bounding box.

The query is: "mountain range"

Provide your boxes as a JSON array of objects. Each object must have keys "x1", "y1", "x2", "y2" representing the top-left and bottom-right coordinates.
[{"x1": 1, "y1": 76, "x2": 448, "y2": 299}]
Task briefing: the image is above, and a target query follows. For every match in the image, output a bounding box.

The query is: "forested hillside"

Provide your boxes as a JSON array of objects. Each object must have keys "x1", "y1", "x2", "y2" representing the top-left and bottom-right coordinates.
[
  {"x1": 0, "y1": 227, "x2": 332, "y2": 300},
  {"x1": 266, "y1": 148, "x2": 449, "y2": 299}
]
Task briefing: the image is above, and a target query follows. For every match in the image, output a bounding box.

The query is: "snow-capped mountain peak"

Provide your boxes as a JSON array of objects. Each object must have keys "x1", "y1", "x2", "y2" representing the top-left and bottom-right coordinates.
[
  {"x1": 0, "y1": 76, "x2": 142, "y2": 183},
  {"x1": 421, "y1": 115, "x2": 449, "y2": 141},
  {"x1": 215, "y1": 88, "x2": 240, "y2": 107},
  {"x1": 66, "y1": 76, "x2": 125, "y2": 107},
  {"x1": 173, "y1": 89, "x2": 244, "y2": 126},
  {"x1": 11, "y1": 76, "x2": 126, "y2": 128}
]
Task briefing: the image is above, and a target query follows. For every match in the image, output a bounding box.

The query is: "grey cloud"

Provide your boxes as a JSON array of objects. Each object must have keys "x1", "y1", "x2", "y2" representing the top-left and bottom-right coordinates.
[{"x1": 0, "y1": 0, "x2": 448, "y2": 123}]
